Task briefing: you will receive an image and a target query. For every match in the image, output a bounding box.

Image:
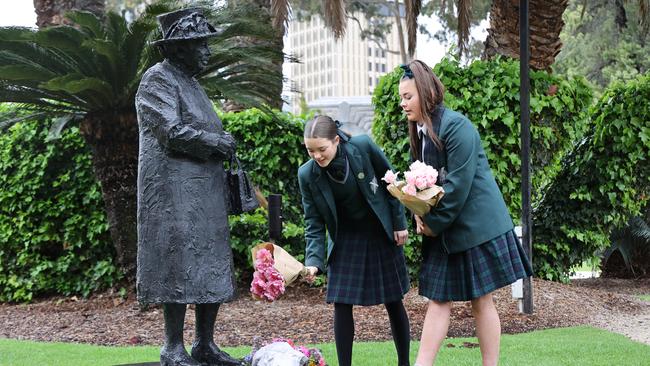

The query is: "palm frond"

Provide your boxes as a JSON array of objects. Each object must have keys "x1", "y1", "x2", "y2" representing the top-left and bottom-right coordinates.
[
  {"x1": 405, "y1": 0, "x2": 422, "y2": 58},
  {"x1": 322, "y1": 0, "x2": 346, "y2": 39},
  {"x1": 271, "y1": 0, "x2": 291, "y2": 32},
  {"x1": 1, "y1": 1, "x2": 287, "y2": 125},
  {"x1": 457, "y1": 0, "x2": 472, "y2": 58}
]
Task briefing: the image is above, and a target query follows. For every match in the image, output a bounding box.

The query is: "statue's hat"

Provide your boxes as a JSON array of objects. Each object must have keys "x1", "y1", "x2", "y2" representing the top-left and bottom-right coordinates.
[{"x1": 152, "y1": 8, "x2": 223, "y2": 46}]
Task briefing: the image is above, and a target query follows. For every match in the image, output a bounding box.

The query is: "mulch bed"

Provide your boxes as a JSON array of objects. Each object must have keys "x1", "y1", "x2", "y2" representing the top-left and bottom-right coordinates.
[{"x1": 0, "y1": 278, "x2": 648, "y2": 347}]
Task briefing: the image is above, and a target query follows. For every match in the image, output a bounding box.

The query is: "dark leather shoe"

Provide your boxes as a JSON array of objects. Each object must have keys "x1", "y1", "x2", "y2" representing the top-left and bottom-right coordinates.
[
  {"x1": 191, "y1": 341, "x2": 243, "y2": 366},
  {"x1": 160, "y1": 347, "x2": 201, "y2": 366}
]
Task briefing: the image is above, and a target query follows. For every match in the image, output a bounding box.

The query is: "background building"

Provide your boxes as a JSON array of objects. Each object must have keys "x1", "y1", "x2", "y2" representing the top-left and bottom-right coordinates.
[{"x1": 286, "y1": 10, "x2": 408, "y2": 133}]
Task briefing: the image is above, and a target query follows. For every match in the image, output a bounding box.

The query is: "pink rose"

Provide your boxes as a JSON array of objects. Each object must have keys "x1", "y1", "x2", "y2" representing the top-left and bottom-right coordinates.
[
  {"x1": 402, "y1": 183, "x2": 417, "y2": 196},
  {"x1": 382, "y1": 170, "x2": 399, "y2": 184}
]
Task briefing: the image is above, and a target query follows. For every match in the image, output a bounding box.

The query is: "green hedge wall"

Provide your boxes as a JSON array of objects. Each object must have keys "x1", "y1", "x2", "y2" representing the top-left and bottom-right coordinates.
[
  {"x1": 220, "y1": 109, "x2": 308, "y2": 277},
  {"x1": 0, "y1": 117, "x2": 118, "y2": 302},
  {"x1": 533, "y1": 74, "x2": 650, "y2": 280},
  {"x1": 371, "y1": 57, "x2": 594, "y2": 280},
  {"x1": 0, "y1": 107, "x2": 308, "y2": 302}
]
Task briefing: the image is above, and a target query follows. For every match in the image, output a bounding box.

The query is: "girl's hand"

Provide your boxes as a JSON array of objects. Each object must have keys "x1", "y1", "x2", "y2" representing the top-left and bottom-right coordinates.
[
  {"x1": 393, "y1": 230, "x2": 408, "y2": 246},
  {"x1": 303, "y1": 266, "x2": 319, "y2": 283},
  {"x1": 415, "y1": 215, "x2": 436, "y2": 237}
]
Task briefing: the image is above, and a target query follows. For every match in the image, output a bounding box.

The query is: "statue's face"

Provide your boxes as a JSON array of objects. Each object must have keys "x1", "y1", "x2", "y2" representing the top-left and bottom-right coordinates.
[{"x1": 168, "y1": 39, "x2": 211, "y2": 76}]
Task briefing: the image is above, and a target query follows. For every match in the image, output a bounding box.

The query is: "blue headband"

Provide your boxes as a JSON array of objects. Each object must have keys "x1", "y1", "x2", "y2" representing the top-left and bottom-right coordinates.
[
  {"x1": 400, "y1": 64, "x2": 414, "y2": 79},
  {"x1": 334, "y1": 120, "x2": 350, "y2": 142}
]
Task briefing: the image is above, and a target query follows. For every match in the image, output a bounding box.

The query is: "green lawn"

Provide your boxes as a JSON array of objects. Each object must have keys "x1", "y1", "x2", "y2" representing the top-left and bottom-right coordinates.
[
  {"x1": 638, "y1": 294, "x2": 650, "y2": 302},
  {"x1": 1, "y1": 326, "x2": 648, "y2": 366}
]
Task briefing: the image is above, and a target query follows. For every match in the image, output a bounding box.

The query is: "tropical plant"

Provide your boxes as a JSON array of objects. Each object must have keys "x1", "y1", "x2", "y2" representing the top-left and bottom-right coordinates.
[
  {"x1": 601, "y1": 214, "x2": 650, "y2": 279},
  {"x1": 0, "y1": 2, "x2": 285, "y2": 278}
]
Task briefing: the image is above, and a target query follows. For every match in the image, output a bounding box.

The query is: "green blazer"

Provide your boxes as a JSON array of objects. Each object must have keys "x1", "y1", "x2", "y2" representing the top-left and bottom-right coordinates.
[
  {"x1": 421, "y1": 109, "x2": 514, "y2": 254},
  {"x1": 298, "y1": 135, "x2": 407, "y2": 272}
]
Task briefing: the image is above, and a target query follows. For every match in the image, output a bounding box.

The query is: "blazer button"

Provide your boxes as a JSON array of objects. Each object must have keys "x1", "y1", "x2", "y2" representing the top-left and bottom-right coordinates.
[{"x1": 357, "y1": 172, "x2": 365, "y2": 180}]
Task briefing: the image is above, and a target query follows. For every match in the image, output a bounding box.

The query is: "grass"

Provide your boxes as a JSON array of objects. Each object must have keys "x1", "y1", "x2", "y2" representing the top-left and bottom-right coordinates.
[
  {"x1": 638, "y1": 294, "x2": 650, "y2": 302},
  {"x1": 1, "y1": 326, "x2": 649, "y2": 365},
  {"x1": 571, "y1": 259, "x2": 601, "y2": 274}
]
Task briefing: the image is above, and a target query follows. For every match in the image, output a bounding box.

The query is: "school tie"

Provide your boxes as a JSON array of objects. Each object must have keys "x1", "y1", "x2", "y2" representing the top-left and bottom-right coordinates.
[{"x1": 420, "y1": 130, "x2": 437, "y2": 166}]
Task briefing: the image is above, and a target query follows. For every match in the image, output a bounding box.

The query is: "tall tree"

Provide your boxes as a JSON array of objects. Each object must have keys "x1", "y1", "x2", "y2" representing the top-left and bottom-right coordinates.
[
  {"x1": 483, "y1": 0, "x2": 569, "y2": 71},
  {"x1": 555, "y1": 0, "x2": 650, "y2": 89},
  {"x1": 483, "y1": 0, "x2": 649, "y2": 71},
  {"x1": 420, "y1": 0, "x2": 491, "y2": 61},
  {"x1": 34, "y1": 0, "x2": 105, "y2": 27},
  {"x1": 0, "y1": 2, "x2": 284, "y2": 278}
]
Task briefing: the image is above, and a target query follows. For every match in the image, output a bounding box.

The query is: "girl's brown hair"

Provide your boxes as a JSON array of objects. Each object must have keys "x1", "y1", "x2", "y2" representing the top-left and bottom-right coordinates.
[
  {"x1": 401, "y1": 59, "x2": 445, "y2": 160},
  {"x1": 304, "y1": 115, "x2": 350, "y2": 140}
]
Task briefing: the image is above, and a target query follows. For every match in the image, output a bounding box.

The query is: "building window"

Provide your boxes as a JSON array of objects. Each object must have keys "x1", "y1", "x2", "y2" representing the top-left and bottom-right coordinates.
[
  {"x1": 382, "y1": 63, "x2": 386, "y2": 73},
  {"x1": 368, "y1": 47, "x2": 372, "y2": 56},
  {"x1": 368, "y1": 76, "x2": 373, "y2": 87},
  {"x1": 375, "y1": 63, "x2": 380, "y2": 72},
  {"x1": 382, "y1": 49, "x2": 386, "y2": 58},
  {"x1": 375, "y1": 48, "x2": 380, "y2": 57},
  {"x1": 368, "y1": 62, "x2": 372, "y2": 71}
]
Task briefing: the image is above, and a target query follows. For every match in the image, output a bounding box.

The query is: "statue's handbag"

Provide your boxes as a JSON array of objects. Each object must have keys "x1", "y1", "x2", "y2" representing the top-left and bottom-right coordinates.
[{"x1": 226, "y1": 155, "x2": 260, "y2": 215}]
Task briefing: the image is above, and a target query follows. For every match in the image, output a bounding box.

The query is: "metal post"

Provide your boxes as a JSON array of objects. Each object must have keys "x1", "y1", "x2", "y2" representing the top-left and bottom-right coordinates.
[
  {"x1": 268, "y1": 194, "x2": 283, "y2": 243},
  {"x1": 520, "y1": 0, "x2": 534, "y2": 314}
]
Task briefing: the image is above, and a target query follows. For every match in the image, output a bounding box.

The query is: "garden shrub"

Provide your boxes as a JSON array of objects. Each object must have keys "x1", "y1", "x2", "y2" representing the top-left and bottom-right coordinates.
[
  {"x1": 0, "y1": 112, "x2": 118, "y2": 302},
  {"x1": 0, "y1": 106, "x2": 309, "y2": 302},
  {"x1": 371, "y1": 57, "x2": 593, "y2": 280},
  {"x1": 533, "y1": 74, "x2": 650, "y2": 280},
  {"x1": 220, "y1": 109, "x2": 308, "y2": 278}
]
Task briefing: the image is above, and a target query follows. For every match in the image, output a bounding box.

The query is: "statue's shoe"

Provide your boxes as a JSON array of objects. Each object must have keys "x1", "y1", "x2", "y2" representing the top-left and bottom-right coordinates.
[
  {"x1": 191, "y1": 342, "x2": 243, "y2": 366},
  {"x1": 160, "y1": 348, "x2": 201, "y2": 366}
]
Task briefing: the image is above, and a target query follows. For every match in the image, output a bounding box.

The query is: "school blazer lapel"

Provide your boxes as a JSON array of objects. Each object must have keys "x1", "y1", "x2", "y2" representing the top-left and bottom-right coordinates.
[
  {"x1": 311, "y1": 162, "x2": 337, "y2": 226},
  {"x1": 345, "y1": 143, "x2": 371, "y2": 199}
]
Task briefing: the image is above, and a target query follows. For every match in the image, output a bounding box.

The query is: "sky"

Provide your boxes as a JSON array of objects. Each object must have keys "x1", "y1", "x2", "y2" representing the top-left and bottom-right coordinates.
[{"x1": 0, "y1": 0, "x2": 37, "y2": 28}]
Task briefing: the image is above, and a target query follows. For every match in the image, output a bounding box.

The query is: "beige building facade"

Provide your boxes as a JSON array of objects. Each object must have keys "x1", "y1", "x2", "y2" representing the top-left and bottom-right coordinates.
[{"x1": 287, "y1": 12, "x2": 407, "y2": 115}]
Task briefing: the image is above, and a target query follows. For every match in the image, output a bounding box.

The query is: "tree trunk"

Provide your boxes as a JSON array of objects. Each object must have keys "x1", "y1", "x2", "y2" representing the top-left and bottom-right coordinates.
[
  {"x1": 33, "y1": 0, "x2": 105, "y2": 28},
  {"x1": 483, "y1": 0, "x2": 568, "y2": 71},
  {"x1": 79, "y1": 110, "x2": 139, "y2": 280},
  {"x1": 391, "y1": 0, "x2": 408, "y2": 64}
]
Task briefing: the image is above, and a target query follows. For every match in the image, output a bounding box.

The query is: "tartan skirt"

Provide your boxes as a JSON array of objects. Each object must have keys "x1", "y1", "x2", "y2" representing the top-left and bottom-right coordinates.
[
  {"x1": 326, "y1": 215, "x2": 410, "y2": 306},
  {"x1": 418, "y1": 229, "x2": 533, "y2": 302}
]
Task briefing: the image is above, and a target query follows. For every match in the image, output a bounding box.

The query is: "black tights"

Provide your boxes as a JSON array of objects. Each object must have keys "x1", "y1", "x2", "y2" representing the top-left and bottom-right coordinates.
[{"x1": 334, "y1": 301, "x2": 410, "y2": 366}]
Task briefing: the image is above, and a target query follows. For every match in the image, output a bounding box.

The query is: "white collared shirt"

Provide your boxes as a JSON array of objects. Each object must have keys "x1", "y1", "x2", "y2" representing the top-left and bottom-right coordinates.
[{"x1": 417, "y1": 124, "x2": 427, "y2": 160}]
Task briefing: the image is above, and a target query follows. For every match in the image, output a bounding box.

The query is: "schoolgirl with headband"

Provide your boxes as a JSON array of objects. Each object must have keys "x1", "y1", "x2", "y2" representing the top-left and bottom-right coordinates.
[
  {"x1": 298, "y1": 115, "x2": 411, "y2": 366},
  {"x1": 399, "y1": 60, "x2": 533, "y2": 366}
]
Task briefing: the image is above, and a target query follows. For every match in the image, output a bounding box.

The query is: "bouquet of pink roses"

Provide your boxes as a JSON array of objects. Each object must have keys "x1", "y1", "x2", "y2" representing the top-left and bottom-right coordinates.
[
  {"x1": 382, "y1": 160, "x2": 444, "y2": 216},
  {"x1": 250, "y1": 247, "x2": 286, "y2": 302},
  {"x1": 250, "y1": 242, "x2": 308, "y2": 302}
]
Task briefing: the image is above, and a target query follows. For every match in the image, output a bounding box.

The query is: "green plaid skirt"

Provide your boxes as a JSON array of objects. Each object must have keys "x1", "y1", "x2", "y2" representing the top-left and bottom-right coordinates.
[
  {"x1": 326, "y1": 214, "x2": 410, "y2": 305},
  {"x1": 418, "y1": 229, "x2": 533, "y2": 302}
]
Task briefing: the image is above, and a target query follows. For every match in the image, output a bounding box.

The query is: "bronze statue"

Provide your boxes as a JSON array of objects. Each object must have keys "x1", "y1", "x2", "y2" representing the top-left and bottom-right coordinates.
[{"x1": 135, "y1": 8, "x2": 241, "y2": 366}]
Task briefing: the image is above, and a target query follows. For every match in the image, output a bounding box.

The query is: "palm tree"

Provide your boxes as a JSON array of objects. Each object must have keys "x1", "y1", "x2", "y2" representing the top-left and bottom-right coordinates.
[
  {"x1": 0, "y1": 2, "x2": 284, "y2": 278},
  {"x1": 483, "y1": 0, "x2": 649, "y2": 71},
  {"x1": 34, "y1": 0, "x2": 106, "y2": 27}
]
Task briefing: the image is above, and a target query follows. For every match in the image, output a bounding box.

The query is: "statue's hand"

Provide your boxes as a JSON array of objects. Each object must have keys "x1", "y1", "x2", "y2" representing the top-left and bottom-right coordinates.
[{"x1": 215, "y1": 132, "x2": 237, "y2": 158}]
